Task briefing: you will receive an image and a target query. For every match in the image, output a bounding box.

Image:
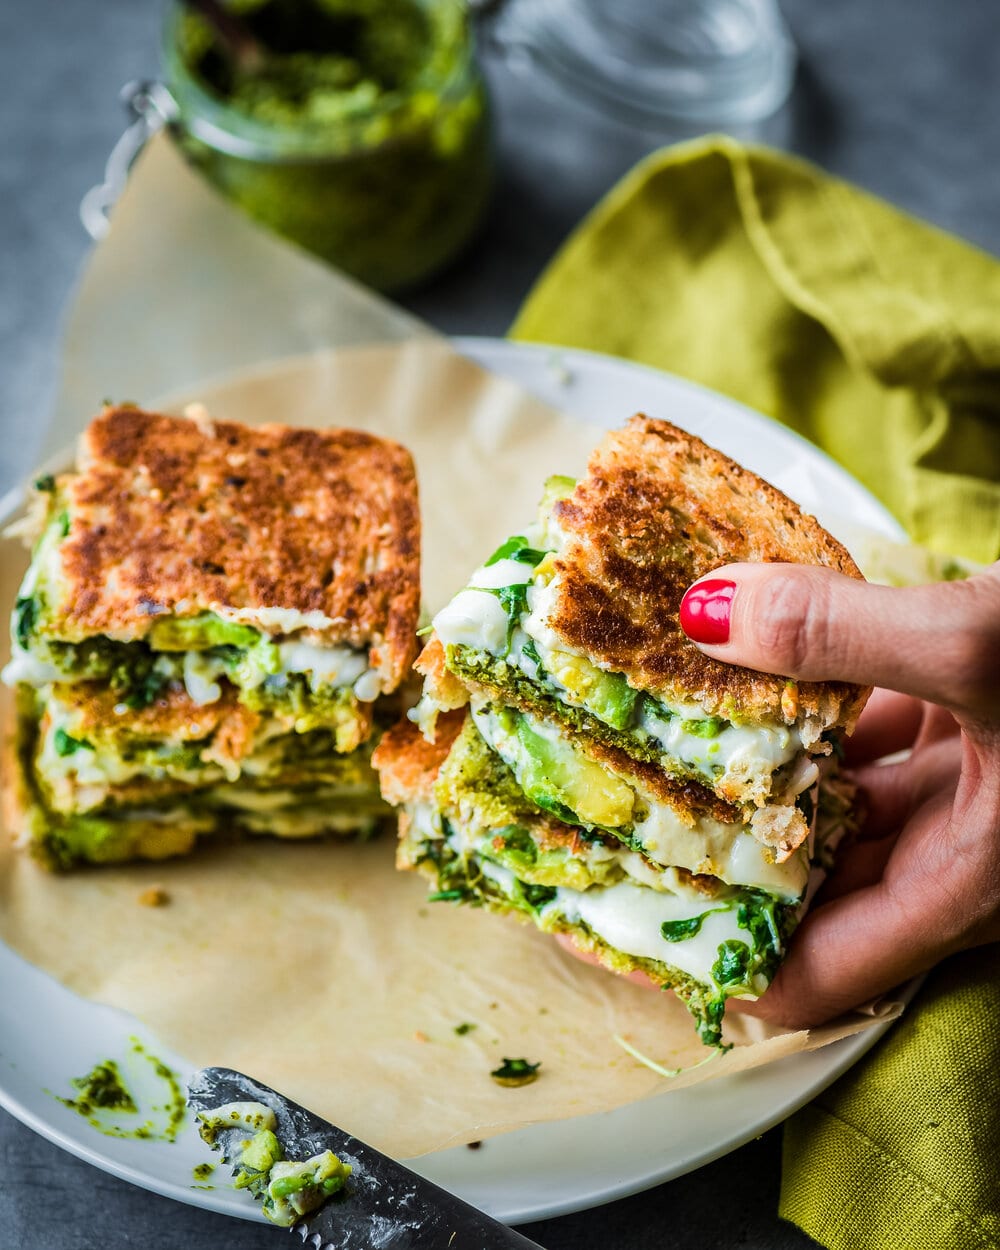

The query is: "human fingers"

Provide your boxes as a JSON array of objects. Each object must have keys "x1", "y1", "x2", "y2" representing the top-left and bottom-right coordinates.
[
  {"x1": 850, "y1": 732, "x2": 962, "y2": 839},
  {"x1": 738, "y1": 788, "x2": 990, "y2": 1028},
  {"x1": 817, "y1": 835, "x2": 897, "y2": 902},
  {"x1": 844, "y1": 688, "x2": 924, "y2": 765},
  {"x1": 735, "y1": 884, "x2": 926, "y2": 1029},
  {"x1": 679, "y1": 562, "x2": 1000, "y2": 721}
]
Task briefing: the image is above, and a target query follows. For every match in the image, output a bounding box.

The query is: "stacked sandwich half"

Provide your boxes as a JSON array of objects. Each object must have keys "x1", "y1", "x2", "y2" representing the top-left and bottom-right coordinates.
[
  {"x1": 3, "y1": 405, "x2": 419, "y2": 869},
  {"x1": 374, "y1": 416, "x2": 866, "y2": 1048}
]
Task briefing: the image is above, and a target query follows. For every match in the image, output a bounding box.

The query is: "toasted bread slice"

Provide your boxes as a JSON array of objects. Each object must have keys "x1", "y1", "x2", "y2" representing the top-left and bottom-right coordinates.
[
  {"x1": 40, "y1": 406, "x2": 420, "y2": 691},
  {"x1": 544, "y1": 415, "x2": 868, "y2": 740},
  {"x1": 372, "y1": 712, "x2": 464, "y2": 807}
]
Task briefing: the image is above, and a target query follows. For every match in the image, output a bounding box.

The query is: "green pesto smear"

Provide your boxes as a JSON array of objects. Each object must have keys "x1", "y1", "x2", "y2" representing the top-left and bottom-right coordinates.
[
  {"x1": 193, "y1": 1162, "x2": 216, "y2": 1184},
  {"x1": 54, "y1": 1041, "x2": 186, "y2": 1143}
]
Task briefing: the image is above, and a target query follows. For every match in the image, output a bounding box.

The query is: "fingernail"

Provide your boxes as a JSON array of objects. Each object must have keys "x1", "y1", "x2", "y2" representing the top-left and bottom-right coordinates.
[{"x1": 680, "y1": 579, "x2": 735, "y2": 645}]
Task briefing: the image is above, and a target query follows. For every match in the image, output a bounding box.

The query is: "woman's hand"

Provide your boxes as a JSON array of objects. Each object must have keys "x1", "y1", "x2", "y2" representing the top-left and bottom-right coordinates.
[{"x1": 679, "y1": 561, "x2": 1000, "y2": 1028}]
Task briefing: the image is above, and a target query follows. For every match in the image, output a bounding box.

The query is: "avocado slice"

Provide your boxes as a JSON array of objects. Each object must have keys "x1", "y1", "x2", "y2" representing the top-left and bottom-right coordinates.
[
  {"x1": 150, "y1": 612, "x2": 260, "y2": 652},
  {"x1": 509, "y1": 711, "x2": 634, "y2": 830},
  {"x1": 579, "y1": 669, "x2": 637, "y2": 731}
]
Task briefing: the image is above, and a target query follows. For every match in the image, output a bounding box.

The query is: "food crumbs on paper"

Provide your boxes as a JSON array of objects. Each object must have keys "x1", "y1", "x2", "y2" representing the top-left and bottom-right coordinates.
[
  {"x1": 193, "y1": 1162, "x2": 215, "y2": 1181},
  {"x1": 454, "y1": 1022, "x2": 476, "y2": 1036},
  {"x1": 413, "y1": 1030, "x2": 429, "y2": 1043},
  {"x1": 490, "y1": 1058, "x2": 541, "y2": 1088},
  {"x1": 466, "y1": 1140, "x2": 483, "y2": 1151},
  {"x1": 138, "y1": 886, "x2": 170, "y2": 908}
]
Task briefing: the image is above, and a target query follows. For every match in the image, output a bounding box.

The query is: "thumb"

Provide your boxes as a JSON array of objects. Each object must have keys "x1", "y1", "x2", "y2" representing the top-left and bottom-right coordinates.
[{"x1": 679, "y1": 562, "x2": 1000, "y2": 721}]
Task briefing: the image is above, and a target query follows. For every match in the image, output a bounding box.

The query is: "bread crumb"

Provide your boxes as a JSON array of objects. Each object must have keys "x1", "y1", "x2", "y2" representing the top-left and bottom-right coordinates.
[
  {"x1": 138, "y1": 886, "x2": 170, "y2": 908},
  {"x1": 182, "y1": 402, "x2": 215, "y2": 438},
  {"x1": 413, "y1": 1030, "x2": 429, "y2": 1044}
]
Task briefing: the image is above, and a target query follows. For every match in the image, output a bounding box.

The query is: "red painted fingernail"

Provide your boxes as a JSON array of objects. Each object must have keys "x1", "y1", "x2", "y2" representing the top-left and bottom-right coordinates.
[{"x1": 680, "y1": 579, "x2": 736, "y2": 645}]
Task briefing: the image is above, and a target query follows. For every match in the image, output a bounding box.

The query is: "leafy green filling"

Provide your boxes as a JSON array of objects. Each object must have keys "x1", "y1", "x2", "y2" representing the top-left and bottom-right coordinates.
[
  {"x1": 671, "y1": 889, "x2": 789, "y2": 1049},
  {"x1": 490, "y1": 1057, "x2": 540, "y2": 1087},
  {"x1": 15, "y1": 597, "x2": 37, "y2": 649},
  {"x1": 53, "y1": 728, "x2": 93, "y2": 757},
  {"x1": 485, "y1": 535, "x2": 548, "y2": 568}
]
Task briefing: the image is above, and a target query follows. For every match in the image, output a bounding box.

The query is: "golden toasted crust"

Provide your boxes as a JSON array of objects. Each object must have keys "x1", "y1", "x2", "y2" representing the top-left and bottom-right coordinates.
[
  {"x1": 2, "y1": 706, "x2": 33, "y2": 851},
  {"x1": 582, "y1": 730, "x2": 740, "y2": 825},
  {"x1": 52, "y1": 406, "x2": 420, "y2": 690},
  {"x1": 546, "y1": 415, "x2": 869, "y2": 735},
  {"x1": 372, "y1": 712, "x2": 465, "y2": 806},
  {"x1": 414, "y1": 636, "x2": 469, "y2": 711}
]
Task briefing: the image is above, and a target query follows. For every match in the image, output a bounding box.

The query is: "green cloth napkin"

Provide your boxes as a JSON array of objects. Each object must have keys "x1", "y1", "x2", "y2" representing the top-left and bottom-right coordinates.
[
  {"x1": 511, "y1": 135, "x2": 1000, "y2": 1248},
  {"x1": 512, "y1": 135, "x2": 1000, "y2": 564}
]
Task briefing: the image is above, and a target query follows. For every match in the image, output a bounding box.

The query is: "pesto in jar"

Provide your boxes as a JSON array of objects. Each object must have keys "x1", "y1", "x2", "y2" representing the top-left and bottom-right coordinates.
[{"x1": 165, "y1": 0, "x2": 492, "y2": 291}]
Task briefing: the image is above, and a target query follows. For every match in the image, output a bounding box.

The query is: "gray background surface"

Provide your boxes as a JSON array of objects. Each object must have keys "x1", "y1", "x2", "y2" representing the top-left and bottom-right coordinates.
[{"x1": 1, "y1": 2, "x2": 998, "y2": 1247}]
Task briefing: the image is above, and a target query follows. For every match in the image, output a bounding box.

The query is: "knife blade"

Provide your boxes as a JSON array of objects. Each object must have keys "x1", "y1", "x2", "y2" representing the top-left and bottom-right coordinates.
[{"x1": 187, "y1": 1067, "x2": 546, "y2": 1250}]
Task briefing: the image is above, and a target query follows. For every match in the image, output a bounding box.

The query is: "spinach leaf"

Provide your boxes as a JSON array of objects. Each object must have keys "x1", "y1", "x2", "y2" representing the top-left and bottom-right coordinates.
[
  {"x1": 711, "y1": 939, "x2": 753, "y2": 990},
  {"x1": 692, "y1": 996, "x2": 727, "y2": 1050},
  {"x1": 14, "y1": 597, "x2": 37, "y2": 648},
  {"x1": 521, "y1": 637, "x2": 542, "y2": 668},
  {"x1": 54, "y1": 728, "x2": 93, "y2": 757},
  {"x1": 485, "y1": 536, "x2": 548, "y2": 568},
  {"x1": 490, "y1": 1057, "x2": 541, "y2": 1087},
  {"x1": 121, "y1": 667, "x2": 169, "y2": 710},
  {"x1": 642, "y1": 694, "x2": 675, "y2": 722},
  {"x1": 517, "y1": 881, "x2": 556, "y2": 910},
  {"x1": 33, "y1": 474, "x2": 56, "y2": 493},
  {"x1": 660, "y1": 908, "x2": 725, "y2": 942},
  {"x1": 737, "y1": 890, "x2": 782, "y2": 956}
]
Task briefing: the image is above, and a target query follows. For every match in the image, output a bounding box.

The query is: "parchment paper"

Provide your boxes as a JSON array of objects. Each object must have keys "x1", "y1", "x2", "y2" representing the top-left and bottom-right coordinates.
[{"x1": 0, "y1": 135, "x2": 902, "y2": 1159}]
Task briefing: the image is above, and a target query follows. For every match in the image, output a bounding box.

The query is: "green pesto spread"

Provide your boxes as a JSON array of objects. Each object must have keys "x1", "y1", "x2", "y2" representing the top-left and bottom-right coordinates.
[
  {"x1": 55, "y1": 1042, "x2": 185, "y2": 1142},
  {"x1": 58, "y1": 1061, "x2": 137, "y2": 1117},
  {"x1": 168, "y1": 0, "x2": 492, "y2": 290}
]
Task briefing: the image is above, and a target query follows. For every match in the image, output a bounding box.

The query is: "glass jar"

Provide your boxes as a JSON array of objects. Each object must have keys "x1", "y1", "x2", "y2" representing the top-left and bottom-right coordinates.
[{"x1": 163, "y1": 0, "x2": 493, "y2": 293}]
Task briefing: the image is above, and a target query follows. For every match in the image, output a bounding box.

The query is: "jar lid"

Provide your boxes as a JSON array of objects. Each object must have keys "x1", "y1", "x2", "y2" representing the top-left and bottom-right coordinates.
[{"x1": 491, "y1": 0, "x2": 795, "y2": 126}]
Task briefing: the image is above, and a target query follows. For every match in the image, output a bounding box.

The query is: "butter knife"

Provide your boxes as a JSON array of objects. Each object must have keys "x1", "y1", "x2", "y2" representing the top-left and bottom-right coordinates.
[{"x1": 187, "y1": 1067, "x2": 546, "y2": 1249}]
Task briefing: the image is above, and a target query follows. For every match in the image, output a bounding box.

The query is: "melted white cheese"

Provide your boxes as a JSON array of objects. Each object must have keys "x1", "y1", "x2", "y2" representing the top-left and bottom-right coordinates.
[
  {"x1": 545, "y1": 882, "x2": 750, "y2": 986},
  {"x1": 183, "y1": 651, "x2": 224, "y2": 705},
  {"x1": 1, "y1": 646, "x2": 64, "y2": 688},
  {"x1": 276, "y1": 641, "x2": 365, "y2": 685},
  {"x1": 216, "y1": 606, "x2": 335, "y2": 634},
  {"x1": 433, "y1": 589, "x2": 509, "y2": 653},
  {"x1": 469, "y1": 559, "x2": 533, "y2": 590}
]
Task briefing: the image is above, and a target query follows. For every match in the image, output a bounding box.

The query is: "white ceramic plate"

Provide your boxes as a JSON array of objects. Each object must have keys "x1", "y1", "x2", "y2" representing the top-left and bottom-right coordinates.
[{"x1": 0, "y1": 339, "x2": 911, "y2": 1227}]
